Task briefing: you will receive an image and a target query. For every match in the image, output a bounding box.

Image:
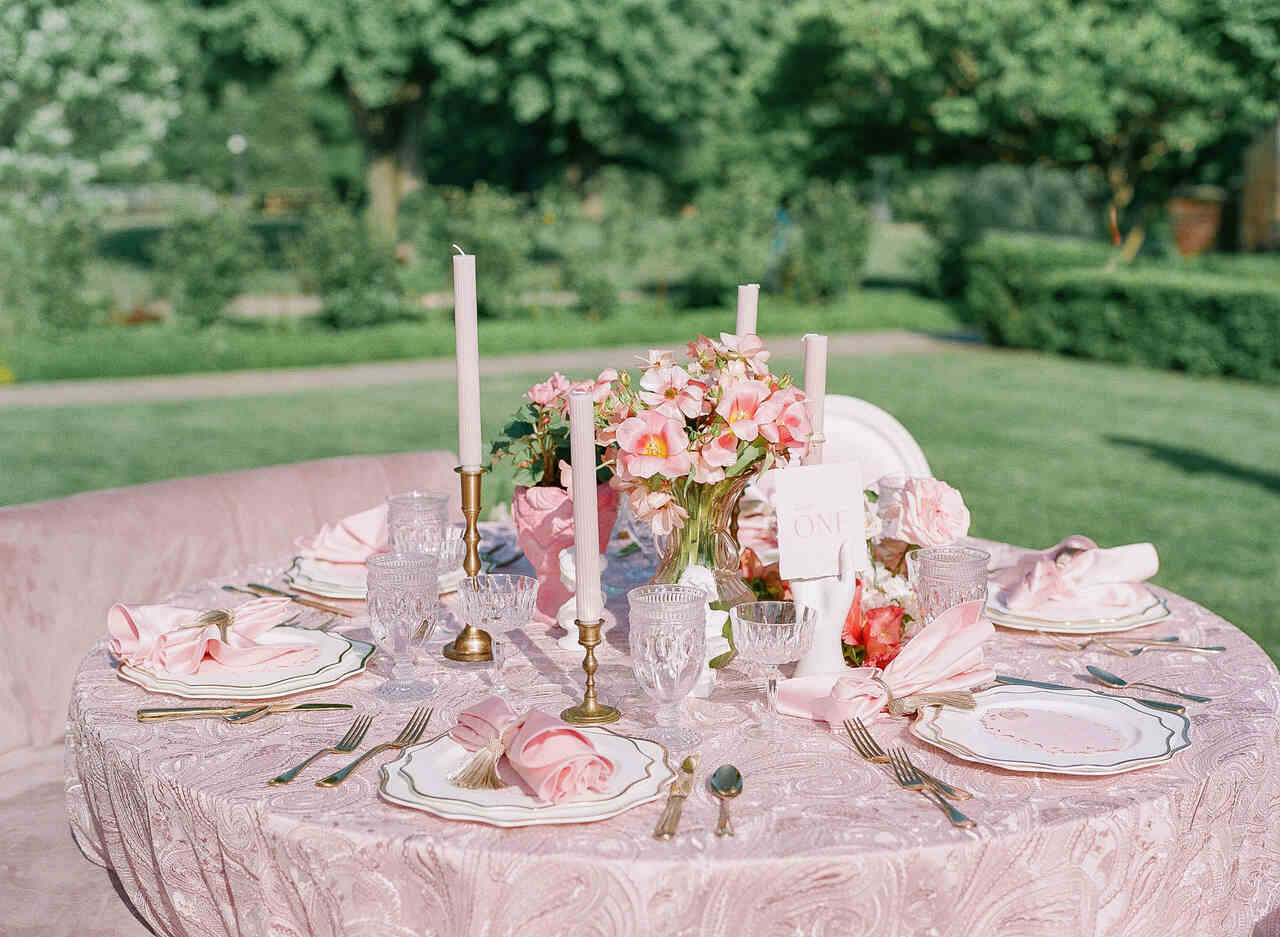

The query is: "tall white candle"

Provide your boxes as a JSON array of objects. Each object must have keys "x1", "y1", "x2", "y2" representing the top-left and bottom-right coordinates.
[
  {"x1": 568, "y1": 389, "x2": 602, "y2": 622},
  {"x1": 802, "y1": 332, "x2": 828, "y2": 466},
  {"x1": 452, "y1": 249, "x2": 483, "y2": 469},
  {"x1": 736, "y1": 283, "x2": 759, "y2": 336}
]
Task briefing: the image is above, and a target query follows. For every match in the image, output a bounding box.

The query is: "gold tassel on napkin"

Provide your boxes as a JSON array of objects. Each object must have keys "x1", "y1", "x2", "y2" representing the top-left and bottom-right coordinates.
[
  {"x1": 874, "y1": 674, "x2": 975, "y2": 716},
  {"x1": 450, "y1": 736, "x2": 508, "y2": 790}
]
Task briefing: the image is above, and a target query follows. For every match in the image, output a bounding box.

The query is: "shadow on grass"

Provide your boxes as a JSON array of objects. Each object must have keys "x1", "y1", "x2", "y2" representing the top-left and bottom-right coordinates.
[{"x1": 1106, "y1": 435, "x2": 1280, "y2": 495}]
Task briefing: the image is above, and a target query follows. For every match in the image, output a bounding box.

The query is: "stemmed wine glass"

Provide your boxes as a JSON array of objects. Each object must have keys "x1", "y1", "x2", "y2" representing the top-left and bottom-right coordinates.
[
  {"x1": 457, "y1": 574, "x2": 538, "y2": 697},
  {"x1": 730, "y1": 601, "x2": 815, "y2": 735},
  {"x1": 628, "y1": 584, "x2": 707, "y2": 749},
  {"x1": 365, "y1": 552, "x2": 440, "y2": 699}
]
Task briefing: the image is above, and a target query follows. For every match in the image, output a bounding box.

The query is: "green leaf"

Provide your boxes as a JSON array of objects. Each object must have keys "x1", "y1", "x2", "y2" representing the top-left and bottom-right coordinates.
[
  {"x1": 503, "y1": 419, "x2": 536, "y2": 439},
  {"x1": 842, "y1": 643, "x2": 866, "y2": 667},
  {"x1": 725, "y1": 438, "x2": 765, "y2": 477},
  {"x1": 617, "y1": 542, "x2": 640, "y2": 557},
  {"x1": 709, "y1": 613, "x2": 737, "y2": 669}
]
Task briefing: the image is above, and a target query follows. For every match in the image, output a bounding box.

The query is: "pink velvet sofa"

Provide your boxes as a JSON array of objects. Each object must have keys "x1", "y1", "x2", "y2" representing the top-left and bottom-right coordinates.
[{"x1": 0, "y1": 452, "x2": 459, "y2": 937}]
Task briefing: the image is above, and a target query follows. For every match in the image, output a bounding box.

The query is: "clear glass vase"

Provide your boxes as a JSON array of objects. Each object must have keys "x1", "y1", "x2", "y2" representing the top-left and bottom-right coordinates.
[{"x1": 649, "y1": 476, "x2": 755, "y2": 610}]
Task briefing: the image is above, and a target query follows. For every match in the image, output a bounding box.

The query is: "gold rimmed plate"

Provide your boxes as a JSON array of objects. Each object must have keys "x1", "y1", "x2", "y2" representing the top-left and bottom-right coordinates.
[
  {"x1": 379, "y1": 727, "x2": 674, "y2": 827},
  {"x1": 116, "y1": 627, "x2": 374, "y2": 700},
  {"x1": 911, "y1": 684, "x2": 1190, "y2": 775}
]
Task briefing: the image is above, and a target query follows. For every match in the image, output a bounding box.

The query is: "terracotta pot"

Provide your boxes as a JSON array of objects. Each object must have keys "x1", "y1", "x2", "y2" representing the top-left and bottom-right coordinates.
[
  {"x1": 1168, "y1": 191, "x2": 1225, "y2": 257},
  {"x1": 512, "y1": 482, "x2": 620, "y2": 619}
]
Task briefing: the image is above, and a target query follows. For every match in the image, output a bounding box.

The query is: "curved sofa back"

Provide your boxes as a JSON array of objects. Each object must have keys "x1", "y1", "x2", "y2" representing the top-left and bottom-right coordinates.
[{"x1": 0, "y1": 451, "x2": 458, "y2": 755}]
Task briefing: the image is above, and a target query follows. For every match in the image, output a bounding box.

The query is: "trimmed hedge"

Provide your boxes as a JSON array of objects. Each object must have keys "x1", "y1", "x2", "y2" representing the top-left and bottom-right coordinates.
[{"x1": 966, "y1": 235, "x2": 1280, "y2": 382}]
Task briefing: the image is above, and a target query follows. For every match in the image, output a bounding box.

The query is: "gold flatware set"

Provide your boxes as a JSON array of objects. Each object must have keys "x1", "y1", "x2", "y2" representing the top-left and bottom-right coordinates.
[
  {"x1": 846, "y1": 717, "x2": 976, "y2": 829},
  {"x1": 138, "y1": 702, "x2": 353, "y2": 722}
]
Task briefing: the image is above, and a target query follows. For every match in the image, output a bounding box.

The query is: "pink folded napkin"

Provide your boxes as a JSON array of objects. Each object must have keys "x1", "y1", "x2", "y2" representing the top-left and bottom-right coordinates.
[
  {"x1": 991, "y1": 536, "x2": 1159, "y2": 619},
  {"x1": 777, "y1": 600, "x2": 994, "y2": 726},
  {"x1": 107, "y1": 597, "x2": 313, "y2": 676},
  {"x1": 450, "y1": 696, "x2": 615, "y2": 804},
  {"x1": 297, "y1": 503, "x2": 388, "y2": 564}
]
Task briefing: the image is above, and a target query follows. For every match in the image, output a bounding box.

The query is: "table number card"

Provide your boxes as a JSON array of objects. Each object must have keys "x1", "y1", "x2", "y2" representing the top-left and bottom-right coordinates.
[{"x1": 772, "y1": 462, "x2": 870, "y2": 580}]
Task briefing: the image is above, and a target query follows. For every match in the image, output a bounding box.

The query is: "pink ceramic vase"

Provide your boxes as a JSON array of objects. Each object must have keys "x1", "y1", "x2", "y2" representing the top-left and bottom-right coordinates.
[{"x1": 512, "y1": 482, "x2": 620, "y2": 619}]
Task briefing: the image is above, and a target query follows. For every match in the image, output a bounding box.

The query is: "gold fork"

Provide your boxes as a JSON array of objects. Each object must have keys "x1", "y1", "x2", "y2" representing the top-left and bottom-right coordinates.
[
  {"x1": 316, "y1": 707, "x2": 432, "y2": 787},
  {"x1": 845, "y1": 718, "x2": 972, "y2": 801},
  {"x1": 269, "y1": 714, "x2": 374, "y2": 785},
  {"x1": 886, "y1": 747, "x2": 976, "y2": 829}
]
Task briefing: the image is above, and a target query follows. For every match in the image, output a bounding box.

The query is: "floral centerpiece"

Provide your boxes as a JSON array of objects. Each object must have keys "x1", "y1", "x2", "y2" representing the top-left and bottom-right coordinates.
[
  {"x1": 594, "y1": 334, "x2": 812, "y2": 609},
  {"x1": 490, "y1": 371, "x2": 621, "y2": 618},
  {"x1": 741, "y1": 474, "x2": 970, "y2": 669}
]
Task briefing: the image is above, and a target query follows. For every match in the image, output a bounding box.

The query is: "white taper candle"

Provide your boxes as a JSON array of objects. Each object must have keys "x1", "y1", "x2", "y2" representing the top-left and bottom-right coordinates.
[
  {"x1": 802, "y1": 332, "x2": 828, "y2": 466},
  {"x1": 568, "y1": 389, "x2": 602, "y2": 622},
  {"x1": 452, "y1": 248, "x2": 483, "y2": 469},
  {"x1": 736, "y1": 283, "x2": 759, "y2": 336}
]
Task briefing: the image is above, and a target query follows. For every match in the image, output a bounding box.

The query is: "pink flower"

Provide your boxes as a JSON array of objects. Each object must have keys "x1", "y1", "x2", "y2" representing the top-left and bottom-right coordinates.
[
  {"x1": 629, "y1": 488, "x2": 689, "y2": 536},
  {"x1": 719, "y1": 332, "x2": 770, "y2": 374},
  {"x1": 639, "y1": 364, "x2": 704, "y2": 419},
  {"x1": 876, "y1": 475, "x2": 971, "y2": 547},
  {"x1": 571, "y1": 368, "x2": 618, "y2": 404},
  {"x1": 685, "y1": 334, "x2": 722, "y2": 364},
  {"x1": 525, "y1": 372, "x2": 573, "y2": 407},
  {"x1": 615, "y1": 410, "x2": 693, "y2": 479},
  {"x1": 714, "y1": 380, "x2": 773, "y2": 442},
  {"x1": 758, "y1": 387, "x2": 811, "y2": 451},
  {"x1": 639, "y1": 349, "x2": 675, "y2": 369}
]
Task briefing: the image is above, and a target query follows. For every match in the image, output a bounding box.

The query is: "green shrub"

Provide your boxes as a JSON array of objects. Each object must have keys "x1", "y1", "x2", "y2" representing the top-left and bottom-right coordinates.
[
  {"x1": 405, "y1": 184, "x2": 531, "y2": 317},
  {"x1": 286, "y1": 203, "x2": 411, "y2": 329},
  {"x1": 900, "y1": 166, "x2": 1104, "y2": 299},
  {"x1": 0, "y1": 198, "x2": 103, "y2": 335},
  {"x1": 967, "y1": 234, "x2": 1280, "y2": 382},
  {"x1": 152, "y1": 208, "x2": 264, "y2": 327},
  {"x1": 562, "y1": 255, "x2": 620, "y2": 320},
  {"x1": 782, "y1": 180, "x2": 871, "y2": 301},
  {"x1": 676, "y1": 170, "x2": 781, "y2": 308}
]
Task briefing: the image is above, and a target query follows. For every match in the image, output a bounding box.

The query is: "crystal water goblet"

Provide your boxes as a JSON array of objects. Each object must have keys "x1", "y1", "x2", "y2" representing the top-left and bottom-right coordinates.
[
  {"x1": 457, "y1": 574, "x2": 538, "y2": 697},
  {"x1": 730, "y1": 601, "x2": 816, "y2": 735},
  {"x1": 366, "y1": 552, "x2": 439, "y2": 699},
  {"x1": 386, "y1": 490, "x2": 451, "y2": 555},
  {"x1": 906, "y1": 545, "x2": 991, "y2": 624},
  {"x1": 628, "y1": 584, "x2": 707, "y2": 749}
]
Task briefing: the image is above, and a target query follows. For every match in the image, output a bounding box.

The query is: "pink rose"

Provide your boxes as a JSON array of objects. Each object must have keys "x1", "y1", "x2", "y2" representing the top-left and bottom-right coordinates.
[
  {"x1": 615, "y1": 410, "x2": 693, "y2": 479},
  {"x1": 525, "y1": 372, "x2": 573, "y2": 408},
  {"x1": 876, "y1": 475, "x2": 971, "y2": 547}
]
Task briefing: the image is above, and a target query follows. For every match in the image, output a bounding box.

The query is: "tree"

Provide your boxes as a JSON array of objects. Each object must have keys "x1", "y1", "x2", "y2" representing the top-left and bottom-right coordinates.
[
  {"x1": 191, "y1": 0, "x2": 772, "y2": 239},
  {"x1": 0, "y1": 0, "x2": 181, "y2": 189},
  {"x1": 757, "y1": 0, "x2": 1280, "y2": 214}
]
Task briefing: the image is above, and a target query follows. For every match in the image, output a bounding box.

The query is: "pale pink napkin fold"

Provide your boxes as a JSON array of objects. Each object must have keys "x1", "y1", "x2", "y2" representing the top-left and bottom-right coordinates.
[
  {"x1": 450, "y1": 696, "x2": 615, "y2": 804},
  {"x1": 107, "y1": 597, "x2": 312, "y2": 676},
  {"x1": 297, "y1": 503, "x2": 388, "y2": 564},
  {"x1": 991, "y1": 535, "x2": 1159, "y2": 619},
  {"x1": 777, "y1": 600, "x2": 995, "y2": 726}
]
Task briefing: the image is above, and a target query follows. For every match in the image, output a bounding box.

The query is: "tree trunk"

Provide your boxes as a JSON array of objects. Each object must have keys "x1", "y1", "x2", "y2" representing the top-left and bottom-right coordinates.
[{"x1": 346, "y1": 79, "x2": 429, "y2": 244}]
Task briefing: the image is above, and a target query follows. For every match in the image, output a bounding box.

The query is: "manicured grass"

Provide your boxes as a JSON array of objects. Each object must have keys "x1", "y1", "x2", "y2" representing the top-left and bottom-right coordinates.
[
  {"x1": 4, "y1": 348, "x2": 1277, "y2": 662},
  {"x1": 1, "y1": 290, "x2": 957, "y2": 382}
]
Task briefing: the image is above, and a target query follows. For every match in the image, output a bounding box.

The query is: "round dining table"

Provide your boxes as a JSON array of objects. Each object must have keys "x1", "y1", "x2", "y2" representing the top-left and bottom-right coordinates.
[{"x1": 65, "y1": 536, "x2": 1280, "y2": 937}]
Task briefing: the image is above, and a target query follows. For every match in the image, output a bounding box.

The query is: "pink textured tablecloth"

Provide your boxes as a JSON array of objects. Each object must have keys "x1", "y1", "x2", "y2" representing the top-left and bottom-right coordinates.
[{"x1": 65, "y1": 536, "x2": 1280, "y2": 937}]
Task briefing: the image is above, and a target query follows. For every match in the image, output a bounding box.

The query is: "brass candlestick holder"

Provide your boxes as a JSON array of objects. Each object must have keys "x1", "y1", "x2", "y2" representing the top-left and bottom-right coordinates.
[
  {"x1": 561, "y1": 618, "x2": 621, "y2": 725},
  {"x1": 443, "y1": 466, "x2": 493, "y2": 662}
]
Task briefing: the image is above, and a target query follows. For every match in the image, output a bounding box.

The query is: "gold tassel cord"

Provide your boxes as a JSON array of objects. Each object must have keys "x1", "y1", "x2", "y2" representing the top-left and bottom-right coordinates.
[{"x1": 450, "y1": 736, "x2": 509, "y2": 790}]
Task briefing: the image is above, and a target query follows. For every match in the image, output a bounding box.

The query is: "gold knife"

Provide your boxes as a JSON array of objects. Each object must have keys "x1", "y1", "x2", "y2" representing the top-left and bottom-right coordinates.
[
  {"x1": 245, "y1": 583, "x2": 354, "y2": 618},
  {"x1": 138, "y1": 702, "x2": 352, "y2": 722},
  {"x1": 654, "y1": 753, "x2": 700, "y2": 840}
]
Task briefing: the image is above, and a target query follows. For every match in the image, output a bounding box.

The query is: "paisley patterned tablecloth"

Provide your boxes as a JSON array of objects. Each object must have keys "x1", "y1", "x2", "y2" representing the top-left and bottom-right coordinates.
[{"x1": 65, "y1": 537, "x2": 1280, "y2": 937}]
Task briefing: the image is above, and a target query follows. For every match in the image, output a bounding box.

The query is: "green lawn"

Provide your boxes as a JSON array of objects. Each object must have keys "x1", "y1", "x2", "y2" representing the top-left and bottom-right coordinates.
[
  {"x1": 2, "y1": 289, "x2": 956, "y2": 382},
  {"x1": 4, "y1": 347, "x2": 1277, "y2": 661}
]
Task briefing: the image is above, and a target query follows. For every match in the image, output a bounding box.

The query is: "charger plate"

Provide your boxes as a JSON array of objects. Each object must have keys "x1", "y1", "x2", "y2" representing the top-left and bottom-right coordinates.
[
  {"x1": 116, "y1": 627, "x2": 374, "y2": 700},
  {"x1": 911, "y1": 684, "x2": 1190, "y2": 775},
  {"x1": 986, "y1": 591, "x2": 1171, "y2": 634},
  {"x1": 286, "y1": 556, "x2": 465, "y2": 599},
  {"x1": 380, "y1": 727, "x2": 674, "y2": 827}
]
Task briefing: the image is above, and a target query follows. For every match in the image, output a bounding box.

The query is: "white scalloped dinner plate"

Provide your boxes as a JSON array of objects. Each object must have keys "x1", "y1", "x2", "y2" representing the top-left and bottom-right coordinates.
[
  {"x1": 911, "y1": 684, "x2": 1190, "y2": 774},
  {"x1": 986, "y1": 592, "x2": 1171, "y2": 634},
  {"x1": 116, "y1": 627, "x2": 374, "y2": 700},
  {"x1": 380, "y1": 727, "x2": 674, "y2": 827},
  {"x1": 286, "y1": 557, "x2": 465, "y2": 599}
]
